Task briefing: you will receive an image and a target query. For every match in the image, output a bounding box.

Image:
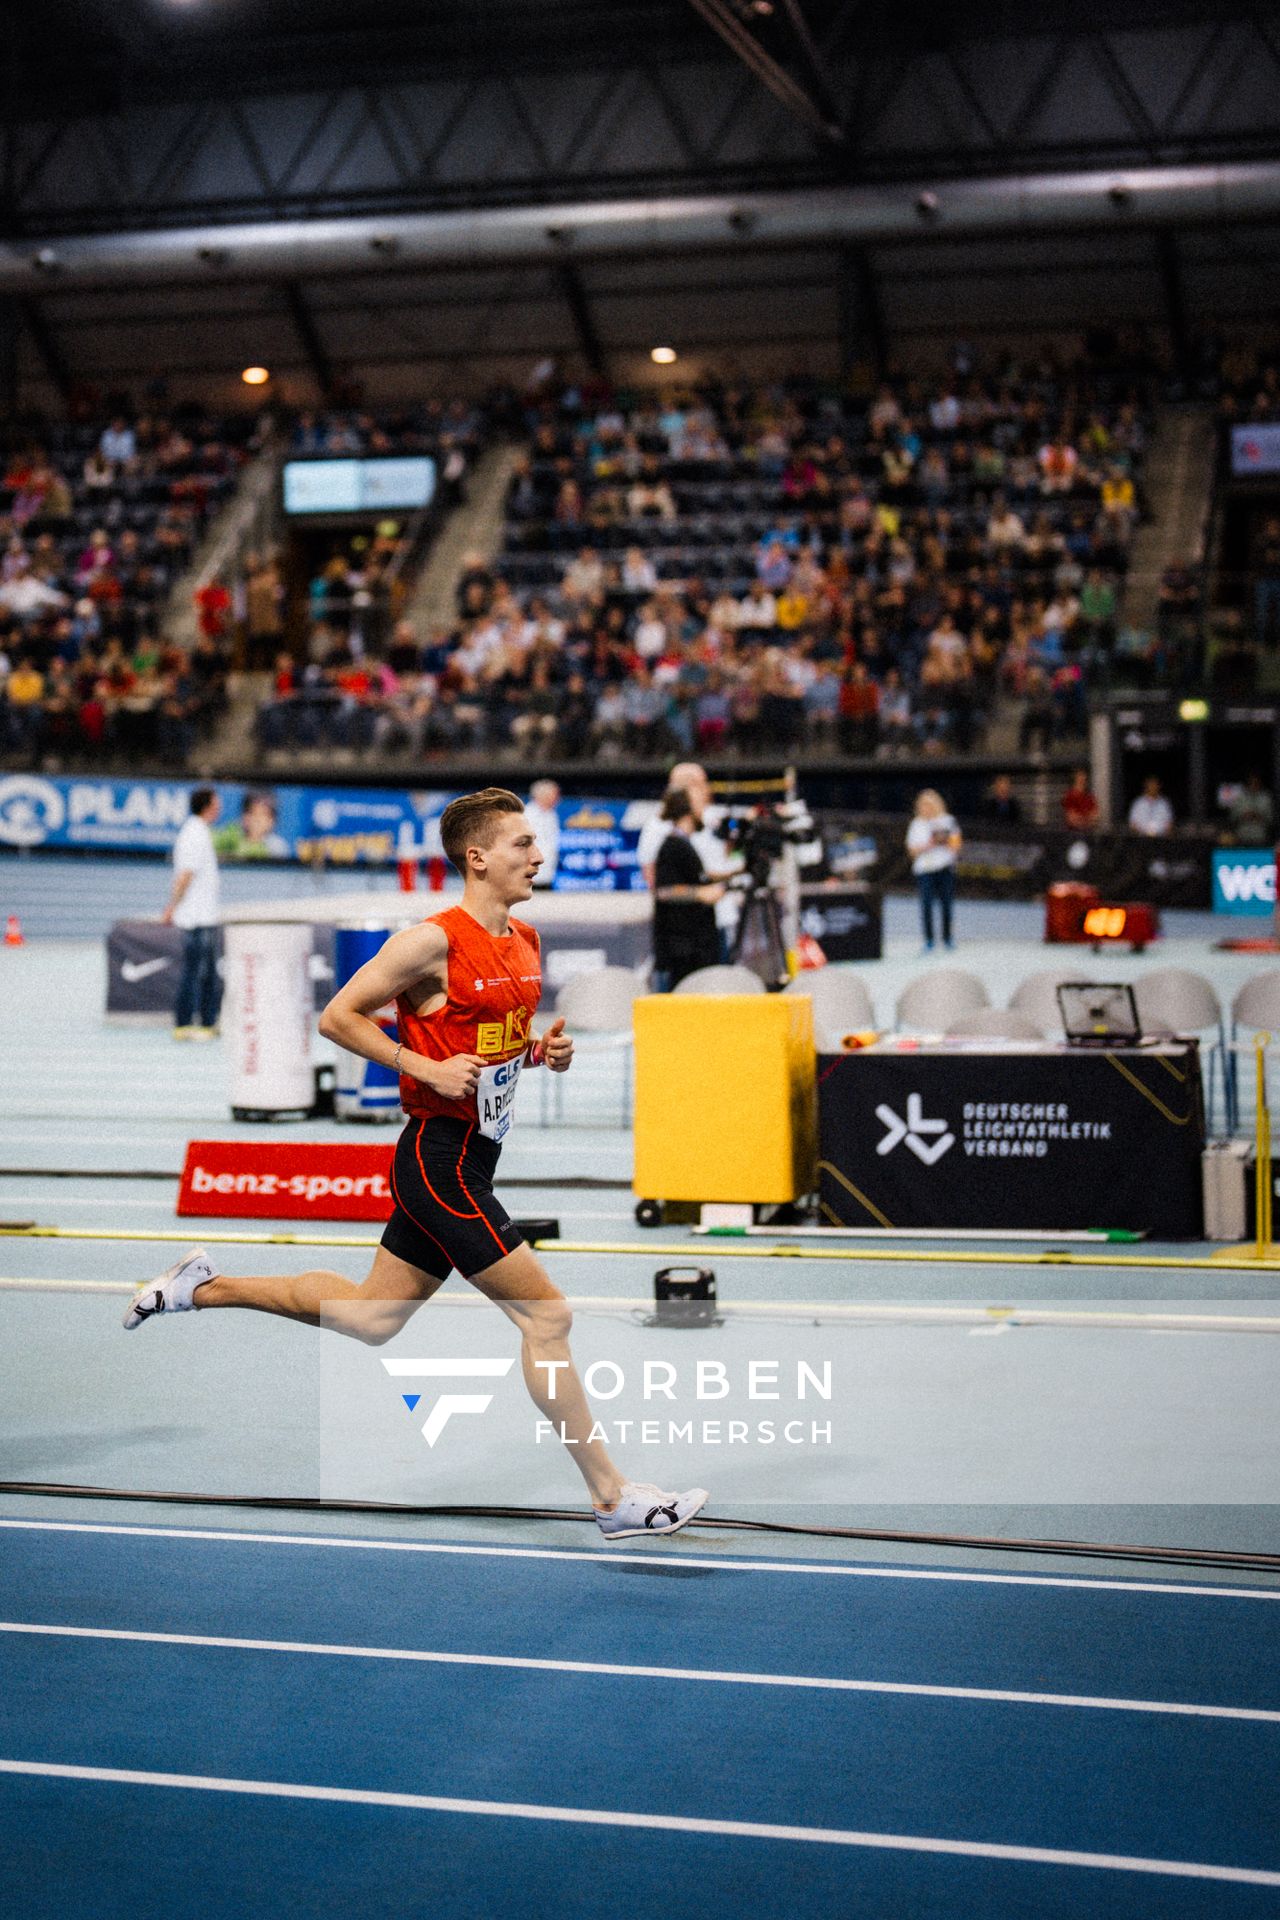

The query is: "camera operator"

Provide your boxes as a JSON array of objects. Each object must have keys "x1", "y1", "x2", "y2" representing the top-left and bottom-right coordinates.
[
  {"x1": 652, "y1": 788, "x2": 726, "y2": 990},
  {"x1": 639, "y1": 759, "x2": 740, "y2": 958}
]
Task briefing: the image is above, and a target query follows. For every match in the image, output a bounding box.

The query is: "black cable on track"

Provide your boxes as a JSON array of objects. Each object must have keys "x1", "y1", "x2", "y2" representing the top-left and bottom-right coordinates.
[{"x1": 2, "y1": 1482, "x2": 1277, "y2": 1576}]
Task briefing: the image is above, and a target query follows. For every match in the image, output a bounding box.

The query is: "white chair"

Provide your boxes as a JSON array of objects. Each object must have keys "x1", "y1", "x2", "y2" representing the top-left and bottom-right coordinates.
[
  {"x1": 783, "y1": 969, "x2": 875, "y2": 1051},
  {"x1": 1230, "y1": 972, "x2": 1280, "y2": 1138},
  {"x1": 1008, "y1": 968, "x2": 1091, "y2": 1036},
  {"x1": 540, "y1": 966, "x2": 644, "y2": 1128},
  {"x1": 1132, "y1": 968, "x2": 1226, "y2": 1131},
  {"x1": 895, "y1": 968, "x2": 989, "y2": 1032},
  {"x1": 946, "y1": 1007, "x2": 1046, "y2": 1041},
  {"x1": 673, "y1": 964, "x2": 766, "y2": 995}
]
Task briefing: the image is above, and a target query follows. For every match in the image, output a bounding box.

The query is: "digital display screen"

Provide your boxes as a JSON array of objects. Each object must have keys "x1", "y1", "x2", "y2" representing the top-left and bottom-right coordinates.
[
  {"x1": 1230, "y1": 423, "x2": 1280, "y2": 477},
  {"x1": 282, "y1": 456, "x2": 437, "y2": 515}
]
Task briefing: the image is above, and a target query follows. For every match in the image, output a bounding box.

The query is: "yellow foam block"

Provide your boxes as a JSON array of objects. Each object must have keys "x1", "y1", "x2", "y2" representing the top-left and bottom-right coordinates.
[{"x1": 633, "y1": 993, "x2": 816, "y2": 1203}]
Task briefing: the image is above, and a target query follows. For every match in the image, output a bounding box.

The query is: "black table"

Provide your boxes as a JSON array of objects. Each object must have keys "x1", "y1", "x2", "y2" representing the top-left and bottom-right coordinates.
[{"x1": 818, "y1": 1042, "x2": 1205, "y2": 1236}]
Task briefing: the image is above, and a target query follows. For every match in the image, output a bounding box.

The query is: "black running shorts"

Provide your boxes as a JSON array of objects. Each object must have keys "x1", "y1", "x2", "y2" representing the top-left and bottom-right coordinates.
[{"x1": 381, "y1": 1115, "x2": 525, "y2": 1279}]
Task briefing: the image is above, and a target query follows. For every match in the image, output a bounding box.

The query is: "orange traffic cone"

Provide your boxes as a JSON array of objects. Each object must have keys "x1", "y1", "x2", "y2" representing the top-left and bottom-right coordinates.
[{"x1": 4, "y1": 915, "x2": 23, "y2": 946}]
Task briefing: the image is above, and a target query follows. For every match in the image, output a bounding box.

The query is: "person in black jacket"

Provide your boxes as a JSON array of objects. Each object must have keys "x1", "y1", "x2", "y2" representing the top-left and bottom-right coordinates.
[{"x1": 652, "y1": 787, "x2": 725, "y2": 990}]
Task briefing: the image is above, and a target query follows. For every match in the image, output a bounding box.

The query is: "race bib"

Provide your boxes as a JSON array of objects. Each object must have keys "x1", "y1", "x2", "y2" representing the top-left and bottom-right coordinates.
[{"x1": 476, "y1": 1054, "x2": 523, "y2": 1143}]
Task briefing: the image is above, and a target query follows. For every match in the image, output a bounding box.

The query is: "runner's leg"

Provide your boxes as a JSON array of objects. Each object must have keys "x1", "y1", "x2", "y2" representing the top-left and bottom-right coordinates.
[
  {"x1": 192, "y1": 1243, "x2": 446, "y2": 1343},
  {"x1": 468, "y1": 1241, "x2": 625, "y2": 1510}
]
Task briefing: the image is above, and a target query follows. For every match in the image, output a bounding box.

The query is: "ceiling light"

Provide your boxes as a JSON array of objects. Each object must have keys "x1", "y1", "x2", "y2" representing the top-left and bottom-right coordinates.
[
  {"x1": 651, "y1": 346, "x2": 678, "y2": 365},
  {"x1": 241, "y1": 366, "x2": 270, "y2": 387}
]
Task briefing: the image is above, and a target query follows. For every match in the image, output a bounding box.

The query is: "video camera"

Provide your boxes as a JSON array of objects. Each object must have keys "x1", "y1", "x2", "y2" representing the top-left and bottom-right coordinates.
[{"x1": 721, "y1": 798, "x2": 824, "y2": 887}]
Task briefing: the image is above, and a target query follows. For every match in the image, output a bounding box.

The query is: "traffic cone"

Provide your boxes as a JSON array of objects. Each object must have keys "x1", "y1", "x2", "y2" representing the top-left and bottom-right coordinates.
[{"x1": 4, "y1": 915, "x2": 23, "y2": 946}]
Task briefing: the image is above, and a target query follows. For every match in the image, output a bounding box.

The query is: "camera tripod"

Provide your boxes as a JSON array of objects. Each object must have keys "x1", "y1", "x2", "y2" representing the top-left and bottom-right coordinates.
[{"x1": 727, "y1": 875, "x2": 790, "y2": 989}]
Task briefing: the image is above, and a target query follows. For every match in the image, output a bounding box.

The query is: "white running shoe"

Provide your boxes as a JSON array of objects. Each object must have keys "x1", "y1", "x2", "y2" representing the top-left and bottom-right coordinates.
[
  {"x1": 123, "y1": 1248, "x2": 218, "y2": 1330},
  {"x1": 593, "y1": 1481, "x2": 709, "y2": 1542}
]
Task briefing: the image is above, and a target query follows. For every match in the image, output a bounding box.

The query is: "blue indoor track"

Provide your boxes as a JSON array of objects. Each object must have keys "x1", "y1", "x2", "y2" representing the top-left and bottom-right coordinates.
[
  {"x1": 0, "y1": 1516, "x2": 1277, "y2": 1918},
  {"x1": 3, "y1": 909, "x2": 1280, "y2": 1916}
]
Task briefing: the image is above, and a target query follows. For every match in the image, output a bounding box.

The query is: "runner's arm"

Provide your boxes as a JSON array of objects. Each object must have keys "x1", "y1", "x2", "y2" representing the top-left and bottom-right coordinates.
[{"x1": 318, "y1": 922, "x2": 482, "y2": 1098}]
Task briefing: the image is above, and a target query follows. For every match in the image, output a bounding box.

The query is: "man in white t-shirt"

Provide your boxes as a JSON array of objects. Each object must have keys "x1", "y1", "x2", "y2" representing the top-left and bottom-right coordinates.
[
  {"x1": 1127, "y1": 776, "x2": 1173, "y2": 837},
  {"x1": 525, "y1": 780, "x2": 561, "y2": 887},
  {"x1": 164, "y1": 788, "x2": 222, "y2": 1038}
]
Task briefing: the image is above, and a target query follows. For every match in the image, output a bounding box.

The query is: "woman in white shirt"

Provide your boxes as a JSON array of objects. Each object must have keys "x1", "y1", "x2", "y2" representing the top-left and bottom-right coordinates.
[{"x1": 906, "y1": 788, "x2": 962, "y2": 952}]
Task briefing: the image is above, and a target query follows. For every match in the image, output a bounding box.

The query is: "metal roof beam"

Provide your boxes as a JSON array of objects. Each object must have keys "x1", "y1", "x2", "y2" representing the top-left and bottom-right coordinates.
[
  {"x1": 685, "y1": 0, "x2": 846, "y2": 147},
  {"x1": 282, "y1": 279, "x2": 336, "y2": 401}
]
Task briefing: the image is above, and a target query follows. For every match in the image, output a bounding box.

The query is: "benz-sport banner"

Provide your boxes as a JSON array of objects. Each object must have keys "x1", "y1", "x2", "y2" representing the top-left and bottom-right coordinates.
[
  {"x1": 0, "y1": 772, "x2": 646, "y2": 890},
  {"x1": 177, "y1": 1140, "x2": 394, "y2": 1221}
]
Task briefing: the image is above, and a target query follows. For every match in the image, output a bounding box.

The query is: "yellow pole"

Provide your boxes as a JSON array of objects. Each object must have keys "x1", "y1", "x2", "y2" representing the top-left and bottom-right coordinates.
[{"x1": 1257, "y1": 1032, "x2": 1273, "y2": 1260}]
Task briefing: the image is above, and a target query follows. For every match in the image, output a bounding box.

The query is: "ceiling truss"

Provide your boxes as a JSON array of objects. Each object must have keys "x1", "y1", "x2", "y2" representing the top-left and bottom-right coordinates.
[{"x1": 4, "y1": 14, "x2": 1280, "y2": 237}]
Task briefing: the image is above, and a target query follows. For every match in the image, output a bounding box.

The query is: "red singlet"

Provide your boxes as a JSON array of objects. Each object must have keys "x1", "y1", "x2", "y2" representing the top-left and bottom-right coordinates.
[{"x1": 395, "y1": 904, "x2": 542, "y2": 1138}]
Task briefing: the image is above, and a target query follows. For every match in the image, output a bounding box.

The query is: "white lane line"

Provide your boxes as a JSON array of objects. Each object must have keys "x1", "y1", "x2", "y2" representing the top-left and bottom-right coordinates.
[
  {"x1": 0, "y1": 1195, "x2": 177, "y2": 1213},
  {"x1": 0, "y1": 1759, "x2": 1275, "y2": 1886},
  {"x1": 0, "y1": 1517, "x2": 1276, "y2": 1600},
  {"x1": 4, "y1": 1278, "x2": 1279, "y2": 1338},
  {"x1": 3, "y1": 1620, "x2": 1277, "y2": 1724}
]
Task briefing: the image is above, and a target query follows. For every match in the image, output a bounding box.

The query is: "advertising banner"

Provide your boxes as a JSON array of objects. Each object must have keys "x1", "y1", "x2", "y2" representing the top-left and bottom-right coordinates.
[
  {"x1": 817, "y1": 1046, "x2": 1205, "y2": 1236},
  {"x1": 554, "y1": 797, "x2": 648, "y2": 892},
  {"x1": 1230, "y1": 422, "x2": 1280, "y2": 477},
  {"x1": 1212, "y1": 847, "x2": 1276, "y2": 916},
  {"x1": 0, "y1": 773, "x2": 644, "y2": 890},
  {"x1": 0, "y1": 772, "x2": 456, "y2": 866},
  {"x1": 177, "y1": 1139, "x2": 393, "y2": 1221}
]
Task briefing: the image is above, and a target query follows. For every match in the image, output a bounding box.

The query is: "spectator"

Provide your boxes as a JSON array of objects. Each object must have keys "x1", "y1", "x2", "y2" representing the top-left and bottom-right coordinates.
[
  {"x1": 524, "y1": 780, "x2": 561, "y2": 885},
  {"x1": 1018, "y1": 666, "x2": 1056, "y2": 755},
  {"x1": 906, "y1": 788, "x2": 962, "y2": 953},
  {"x1": 983, "y1": 774, "x2": 1023, "y2": 823},
  {"x1": 194, "y1": 574, "x2": 232, "y2": 643},
  {"x1": 1128, "y1": 775, "x2": 1174, "y2": 836},
  {"x1": 838, "y1": 659, "x2": 879, "y2": 757},
  {"x1": 1226, "y1": 772, "x2": 1275, "y2": 848},
  {"x1": 1061, "y1": 768, "x2": 1100, "y2": 829},
  {"x1": 3, "y1": 658, "x2": 45, "y2": 754},
  {"x1": 99, "y1": 418, "x2": 137, "y2": 465},
  {"x1": 878, "y1": 667, "x2": 914, "y2": 754},
  {"x1": 244, "y1": 553, "x2": 286, "y2": 667},
  {"x1": 1254, "y1": 518, "x2": 1280, "y2": 646}
]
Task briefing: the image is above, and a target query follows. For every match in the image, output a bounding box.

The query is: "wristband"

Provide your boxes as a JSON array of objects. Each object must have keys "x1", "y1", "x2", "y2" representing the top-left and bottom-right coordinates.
[
  {"x1": 393, "y1": 1042, "x2": 403, "y2": 1075},
  {"x1": 530, "y1": 1040, "x2": 545, "y2": 1067}
]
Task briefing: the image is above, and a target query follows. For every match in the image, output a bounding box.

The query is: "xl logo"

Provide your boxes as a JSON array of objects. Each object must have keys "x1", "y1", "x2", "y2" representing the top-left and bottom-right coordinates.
[
  {"x1": 876, "y1": 1093, "x2": 955, "y2": 1164},
  {"x1": 381, "y1": 1356, "x2": 514, "y2": 1445}
]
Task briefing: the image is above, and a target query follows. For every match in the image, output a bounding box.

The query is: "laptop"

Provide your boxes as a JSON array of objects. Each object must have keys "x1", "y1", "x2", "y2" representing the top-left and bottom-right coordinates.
[{"x1": 1057, "y1": 982, "x2": 1142, "y2": 1048}]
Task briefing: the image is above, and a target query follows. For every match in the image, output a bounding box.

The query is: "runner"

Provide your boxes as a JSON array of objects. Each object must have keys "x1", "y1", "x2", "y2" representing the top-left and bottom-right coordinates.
[{"x1": 124, "y1": 786, "x2": 708, "y2": 1541}]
